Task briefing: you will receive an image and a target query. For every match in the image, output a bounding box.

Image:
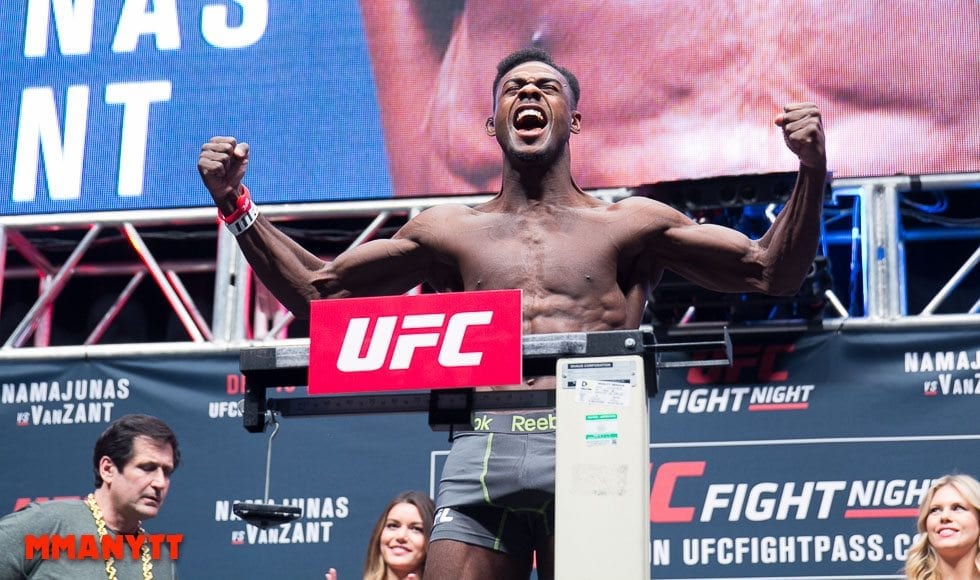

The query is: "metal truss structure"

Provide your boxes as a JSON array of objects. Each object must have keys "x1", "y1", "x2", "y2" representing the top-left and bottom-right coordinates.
[{"x1": 1, "y1": 173, "x2": 977, "y2": 360}]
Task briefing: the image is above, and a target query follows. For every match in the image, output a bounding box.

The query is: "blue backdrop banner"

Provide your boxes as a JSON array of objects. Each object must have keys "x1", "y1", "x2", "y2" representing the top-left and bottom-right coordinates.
[{"x1": 1, "y1": 326, "x2": 977, "y2": 578}]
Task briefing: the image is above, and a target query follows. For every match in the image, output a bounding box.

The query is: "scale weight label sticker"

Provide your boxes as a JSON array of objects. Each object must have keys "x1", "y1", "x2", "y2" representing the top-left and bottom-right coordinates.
[{"x1": 574, "y1": 378, "x2": 630, "y2": 406}]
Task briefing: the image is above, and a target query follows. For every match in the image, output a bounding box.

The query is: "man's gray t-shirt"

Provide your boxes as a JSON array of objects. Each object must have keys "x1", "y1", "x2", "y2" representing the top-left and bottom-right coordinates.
[{"x1": 0, "y1": 499, "x2": 178, "y2": 579}]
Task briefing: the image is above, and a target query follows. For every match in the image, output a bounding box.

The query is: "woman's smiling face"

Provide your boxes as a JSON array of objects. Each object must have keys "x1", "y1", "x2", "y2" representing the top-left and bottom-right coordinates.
[
  {"x1": 379, "y1": 502, "x2": 427, "y2": 575},
  {"x1": 925, "y1": 484, "x2": 980, "y2": 562}
]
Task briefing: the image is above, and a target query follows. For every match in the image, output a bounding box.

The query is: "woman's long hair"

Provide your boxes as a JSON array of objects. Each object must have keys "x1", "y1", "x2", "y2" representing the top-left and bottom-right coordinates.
[
  {"x1": 363, "y1": 491, "x2": 436, "y2": 580},
  {"x1": 904, "y1": 474, "x2": 980, "y2": 579}
]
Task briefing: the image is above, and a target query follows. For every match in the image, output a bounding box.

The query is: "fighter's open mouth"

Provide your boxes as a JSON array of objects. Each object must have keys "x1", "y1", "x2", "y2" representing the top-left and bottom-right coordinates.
[{"x1": 514, "y1": 107, "x2": 547, "y2": 130}]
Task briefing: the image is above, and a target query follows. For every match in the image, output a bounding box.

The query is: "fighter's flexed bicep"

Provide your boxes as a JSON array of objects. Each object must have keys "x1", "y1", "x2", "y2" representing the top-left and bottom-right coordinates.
[
  {"x1": 654, "y1": 217, "x2": 770, "y2": 294},
  {"x1": 229, "y1": 216, "x2": 445, "y2": 318},
  {"x1": 313, "y1": 204, "x2": 468, "y2": 300},
  {"x1": 614, "y1": 197, "x2": 769, "y2": 295},
  {"x1": 636, "y1": 188, "x2": 821, "y2": 297}
]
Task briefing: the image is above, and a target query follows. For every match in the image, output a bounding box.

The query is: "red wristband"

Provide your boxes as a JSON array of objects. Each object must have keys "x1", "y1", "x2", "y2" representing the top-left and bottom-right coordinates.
[{"x1": 219, "y1": 185, "x2": 252, "y2": 224}]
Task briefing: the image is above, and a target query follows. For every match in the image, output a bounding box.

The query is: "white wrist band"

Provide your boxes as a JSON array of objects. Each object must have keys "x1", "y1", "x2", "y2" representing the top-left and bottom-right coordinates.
[{"x1": 227, "y1": 203, "x2": 259, "y2": 236}]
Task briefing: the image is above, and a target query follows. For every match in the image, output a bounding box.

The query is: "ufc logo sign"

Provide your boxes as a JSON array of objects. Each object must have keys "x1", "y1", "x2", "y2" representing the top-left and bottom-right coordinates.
[
  {"x1": 309, "y1": 290, "x2": 523, "y2": 394},
  {"x1": 338, "y1": 312, "x2": 492, "y2": 371}
]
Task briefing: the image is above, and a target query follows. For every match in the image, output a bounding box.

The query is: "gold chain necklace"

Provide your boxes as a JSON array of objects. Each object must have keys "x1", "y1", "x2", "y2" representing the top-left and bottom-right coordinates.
[{"x1": 84, "y1": 493, "x2": 154, "y2": 580}]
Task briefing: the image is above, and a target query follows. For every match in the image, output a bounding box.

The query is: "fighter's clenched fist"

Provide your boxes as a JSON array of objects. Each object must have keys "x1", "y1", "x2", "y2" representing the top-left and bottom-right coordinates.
[
  {"x1": 774, "y1": 103, "x2": 825, "y2": 170},
  {"x1": 198, "y1": 137, "x2": 250, "y2": 215}
]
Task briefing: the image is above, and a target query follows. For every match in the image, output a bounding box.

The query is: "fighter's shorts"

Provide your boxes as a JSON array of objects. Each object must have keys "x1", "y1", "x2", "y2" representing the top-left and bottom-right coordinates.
[{"x1": 429, "y1": 410, "x2": 556, "y2": 561}]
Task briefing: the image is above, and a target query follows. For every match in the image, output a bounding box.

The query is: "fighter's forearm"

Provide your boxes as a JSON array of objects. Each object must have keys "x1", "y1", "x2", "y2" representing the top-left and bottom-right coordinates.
[
  {"x1": 757, "y1": 163, "x2": 827, "y2": 295},
  {"x1": 234, "y1": 216, "x2": 330, "y2": 318}
]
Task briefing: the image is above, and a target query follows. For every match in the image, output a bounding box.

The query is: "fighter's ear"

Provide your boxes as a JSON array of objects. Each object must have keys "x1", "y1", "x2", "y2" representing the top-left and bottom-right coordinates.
[
  {"x1": 571, "y1": 111, "x2": 582, "y2": 134},
  {"x1": 486, "y1": 117, "x2": 495, "y2": 136}
]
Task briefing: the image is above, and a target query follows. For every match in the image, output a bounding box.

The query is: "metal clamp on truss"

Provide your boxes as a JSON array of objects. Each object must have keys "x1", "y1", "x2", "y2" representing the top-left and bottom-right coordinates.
[{"x1": 238, "y1": 329, "x2": 732, "y2": 432}]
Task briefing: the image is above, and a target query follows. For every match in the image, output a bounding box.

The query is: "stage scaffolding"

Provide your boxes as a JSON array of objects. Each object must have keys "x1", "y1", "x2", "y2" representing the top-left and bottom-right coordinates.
[{"x1": 1, "y1": 173, "x2": 977, "y2": 359}]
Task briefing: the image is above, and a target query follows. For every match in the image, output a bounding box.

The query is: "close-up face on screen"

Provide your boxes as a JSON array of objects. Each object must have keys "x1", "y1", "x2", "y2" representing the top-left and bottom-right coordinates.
[
  {"x1": 362, "y1": 0, "x2": 980, "y2": 196},
  {"x1": 5, "y1": 1, "x2": 978, "y2": 215}
]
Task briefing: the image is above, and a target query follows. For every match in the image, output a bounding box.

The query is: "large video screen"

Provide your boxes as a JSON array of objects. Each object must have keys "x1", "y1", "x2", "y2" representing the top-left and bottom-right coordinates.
[
  {"x1": 3, "y1": 1, "x2": 390, "y2": 216},
  {"x1": 5, "y1": 1, "x2": 978, "y2": 216}
]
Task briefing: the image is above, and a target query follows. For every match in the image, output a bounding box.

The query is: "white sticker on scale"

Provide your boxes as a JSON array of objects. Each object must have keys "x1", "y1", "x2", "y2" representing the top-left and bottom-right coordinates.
[{"x1": 575, "y1": 379, "x2": 630, "y2": 406}]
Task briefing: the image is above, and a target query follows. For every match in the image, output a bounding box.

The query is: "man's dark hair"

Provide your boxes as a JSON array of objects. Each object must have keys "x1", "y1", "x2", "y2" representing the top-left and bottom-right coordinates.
[
  {"x1": 93, "y1": 414, "x2": 180, "y2": 487},
  {"x1": 493, "y1": 46, "x2": 580, "y2": 108}
]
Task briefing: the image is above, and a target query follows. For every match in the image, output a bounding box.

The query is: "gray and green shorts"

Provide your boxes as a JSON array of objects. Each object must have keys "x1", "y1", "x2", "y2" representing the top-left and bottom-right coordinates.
[{"x1": 430, "y1": 409, "x2": 556, "y2": 561}]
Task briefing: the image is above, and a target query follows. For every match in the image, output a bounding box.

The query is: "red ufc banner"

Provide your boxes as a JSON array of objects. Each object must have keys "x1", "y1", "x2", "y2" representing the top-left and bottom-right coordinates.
[{"x1": 307, "y1": 290, "x2": 523, "y2": 394}]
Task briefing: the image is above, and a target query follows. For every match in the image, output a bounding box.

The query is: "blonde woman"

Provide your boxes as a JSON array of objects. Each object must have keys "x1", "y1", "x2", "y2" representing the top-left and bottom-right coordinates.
[
  {"x1": 905, "y1": 474, "x2": 980, "y2": 580},
  {"x1": 328, "y1": 491, "x2": 435, "y2": 580}
]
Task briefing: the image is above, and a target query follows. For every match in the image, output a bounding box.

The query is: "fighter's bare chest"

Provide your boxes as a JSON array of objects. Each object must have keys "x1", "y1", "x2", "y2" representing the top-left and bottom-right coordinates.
[{"x1": 440, "y1": 215, "x2": 623, "y2": 287}]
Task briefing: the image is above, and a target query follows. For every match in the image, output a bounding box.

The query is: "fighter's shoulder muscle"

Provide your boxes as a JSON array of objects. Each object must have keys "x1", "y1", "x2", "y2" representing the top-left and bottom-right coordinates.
[
  {"x1": 393, "y1": 203, "x2": 477, "y2": 243},
  {"x1": 606, "y1": 196, "x2": 692, "y2": 231}
]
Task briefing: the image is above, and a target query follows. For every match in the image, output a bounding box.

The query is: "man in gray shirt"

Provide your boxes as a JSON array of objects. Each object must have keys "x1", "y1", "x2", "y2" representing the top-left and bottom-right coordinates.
[{"x1": 0, "y1": 414, "x2": 181, "y2": 579}]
